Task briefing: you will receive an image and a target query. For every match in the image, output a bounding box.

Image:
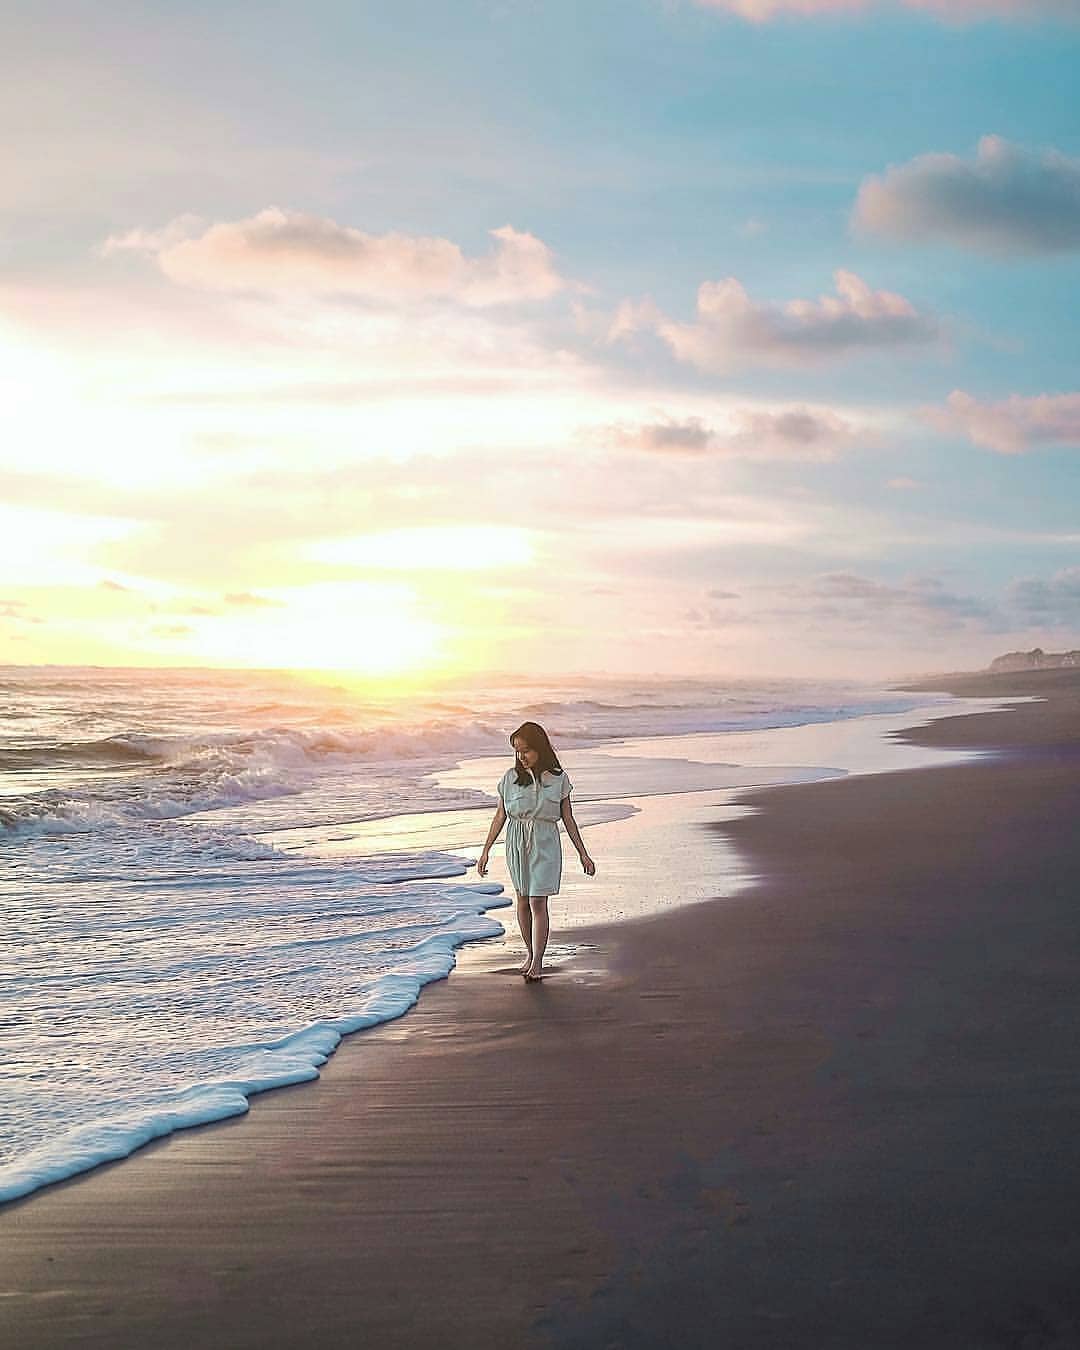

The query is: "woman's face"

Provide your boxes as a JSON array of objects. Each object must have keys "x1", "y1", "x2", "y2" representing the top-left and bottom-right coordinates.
[{"x1": 512, "y1": 736, "x2": 540, "y2": 772}]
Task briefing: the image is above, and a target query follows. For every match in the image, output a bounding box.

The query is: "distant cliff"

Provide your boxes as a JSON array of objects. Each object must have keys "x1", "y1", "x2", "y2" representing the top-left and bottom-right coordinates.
[{"x1": 989, "y1": 648, "x2": 1080, "y2": 672}]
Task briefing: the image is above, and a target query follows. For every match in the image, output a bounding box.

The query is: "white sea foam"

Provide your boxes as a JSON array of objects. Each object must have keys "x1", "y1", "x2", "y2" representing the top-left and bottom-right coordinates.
[
  {"x1": 0, "y1": 904, "x2": 504, "y2": 1205},
  {"x1": 0, "y1": 818, "x2": 507, "y2": 1204}
]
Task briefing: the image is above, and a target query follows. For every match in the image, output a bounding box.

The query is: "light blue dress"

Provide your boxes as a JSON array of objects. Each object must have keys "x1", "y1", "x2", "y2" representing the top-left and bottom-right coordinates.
[{"x1": 498, "y1": 767, "x2": 573, "y2": 897}]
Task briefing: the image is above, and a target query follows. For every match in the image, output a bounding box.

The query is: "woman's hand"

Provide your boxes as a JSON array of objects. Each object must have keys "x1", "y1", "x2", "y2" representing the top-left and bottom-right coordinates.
[
  {"x1": 477, "y1": 850, "x2": 490, "y2": 878},
  {"x1": 580, "y1": 852, "x2": 596, "y2": 877}
]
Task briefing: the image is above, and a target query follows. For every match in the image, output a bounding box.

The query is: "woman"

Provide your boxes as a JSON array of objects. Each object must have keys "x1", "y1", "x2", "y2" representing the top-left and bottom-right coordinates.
[{"x1": 477, "y1": 721, "x2": 596, "y2": 982}]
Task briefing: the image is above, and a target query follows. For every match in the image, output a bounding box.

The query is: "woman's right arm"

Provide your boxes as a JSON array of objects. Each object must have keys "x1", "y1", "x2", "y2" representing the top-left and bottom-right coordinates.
[{"x1": 477, "y1": 801, "x2": 507, "y2": 877}]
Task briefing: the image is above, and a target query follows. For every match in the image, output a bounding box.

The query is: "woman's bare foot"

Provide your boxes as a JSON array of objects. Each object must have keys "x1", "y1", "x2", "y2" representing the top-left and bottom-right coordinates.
[
  {"x1": 524, "y1": 962, "x2": 544, "y2": 982},
  {"x1": 518, "y1": 953, "x2": 533, "y2": 973}
]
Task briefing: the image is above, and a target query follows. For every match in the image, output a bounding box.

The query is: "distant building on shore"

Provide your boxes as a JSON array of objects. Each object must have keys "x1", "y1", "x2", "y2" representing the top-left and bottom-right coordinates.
[{"x1": 989, "y1": 648, "x2": 1080, "y2": 672}]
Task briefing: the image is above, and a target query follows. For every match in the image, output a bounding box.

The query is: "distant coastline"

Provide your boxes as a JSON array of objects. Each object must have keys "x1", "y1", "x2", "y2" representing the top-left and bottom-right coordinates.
[{"x1": 987, "y1": 647, "x2": 1080, "y2": 672}]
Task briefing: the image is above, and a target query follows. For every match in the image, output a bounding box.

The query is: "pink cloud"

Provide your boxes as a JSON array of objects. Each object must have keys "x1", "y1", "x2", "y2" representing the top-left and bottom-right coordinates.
[
  {"x1": 103, "y1": 209, "x2": 568, "y2": 307},
  {"x1": 693, "y1": 0, "x2": 1078, "y2": 21},
  {"x1": 601, "y1": 406, "x2": 862, "y2": 458},
  {"x1": 924, "y1": 390, "x2": 1080, "y2": 453},
  {"x1": 608, "y1": 416, "x2": 713, "y2": 453},
  {"x1": 695, "y1": 0, "x2": 864, "y2": 17},
  {"x1": 617, "y1": 270, "x2": 936, "y2": 371},
  {"x1": 606, "y1": 297, "x2": 665, "y2": 344}
]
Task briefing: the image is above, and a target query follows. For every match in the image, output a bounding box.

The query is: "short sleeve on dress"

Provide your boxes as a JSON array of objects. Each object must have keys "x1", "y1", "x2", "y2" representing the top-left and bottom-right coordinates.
[
  {"x1": 497, "y1": 768, "x2": 513, "y2": 805},
  {"x1": 559, "y1": 772, "x2": 573, "y2": 800}
]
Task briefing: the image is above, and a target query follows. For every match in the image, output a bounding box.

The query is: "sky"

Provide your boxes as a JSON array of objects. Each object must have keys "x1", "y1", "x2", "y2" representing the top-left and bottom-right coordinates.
[{"x1": 2, "y1": 0, "x2": 1080, "y2": 681}]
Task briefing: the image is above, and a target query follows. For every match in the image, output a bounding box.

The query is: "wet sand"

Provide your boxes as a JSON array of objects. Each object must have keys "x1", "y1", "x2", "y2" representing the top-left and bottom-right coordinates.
[{"x1": 3, "y1": 668, "x2": 1080, "y2": 1348}]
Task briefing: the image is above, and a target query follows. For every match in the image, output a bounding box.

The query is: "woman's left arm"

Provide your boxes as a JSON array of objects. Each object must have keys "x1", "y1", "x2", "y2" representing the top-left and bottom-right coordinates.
[{"x1": 560, "y1": 797, "x2": 596, "y2": 876}]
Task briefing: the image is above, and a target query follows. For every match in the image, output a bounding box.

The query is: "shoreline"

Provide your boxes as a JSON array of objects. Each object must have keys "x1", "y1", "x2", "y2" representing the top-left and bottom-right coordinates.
[
  {"x1": 0, "y1": 690, "x2": 993, "y2": 1209},
  {"x1": 4, "y1": 669, "x2": 1080, "y2": 1347}
]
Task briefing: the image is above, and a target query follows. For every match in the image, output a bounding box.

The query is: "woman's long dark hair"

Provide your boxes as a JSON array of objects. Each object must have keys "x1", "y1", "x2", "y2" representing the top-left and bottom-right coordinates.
[{"x1": 510, "y1": 721, "x2": 564, "y2": 786}]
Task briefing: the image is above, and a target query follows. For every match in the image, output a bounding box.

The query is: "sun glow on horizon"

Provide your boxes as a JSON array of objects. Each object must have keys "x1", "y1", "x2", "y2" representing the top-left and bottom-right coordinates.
[
  {"x1": 182, "y1": 581, "x2": 445, "y2": 676},
  {"x1": 309, "y1": 525, "x2": 534, "y2": 572}
]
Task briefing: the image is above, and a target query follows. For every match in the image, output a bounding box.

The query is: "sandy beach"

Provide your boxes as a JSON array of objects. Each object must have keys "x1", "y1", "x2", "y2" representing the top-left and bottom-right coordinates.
[{"x1": 3, "y1": 667, "x2": 1080, "y2": 1349}]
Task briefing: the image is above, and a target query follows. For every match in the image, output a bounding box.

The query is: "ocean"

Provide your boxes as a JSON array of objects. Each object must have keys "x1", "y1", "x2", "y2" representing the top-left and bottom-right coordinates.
[{"x1": 0, "y1": 664, "x2": 948, "y2": 1205}]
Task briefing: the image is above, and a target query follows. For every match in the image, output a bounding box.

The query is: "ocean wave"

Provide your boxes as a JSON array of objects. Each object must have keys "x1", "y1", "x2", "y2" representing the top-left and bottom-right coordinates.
[
  {"x1": 0, "y1": 736, "x2": 163, "y2": 771},
  {"x1": 0, "y1": 689, "x2": 939, "y2": 837},
  {"x1": 0, "y1": 891, "x2": 507, "y2": 1207},
  {"x1": 0, "y1": 774, "x2": 307, "y2": 836},
  {"x1": 0, "y1": 719, "x2": 508, "y2": 836},
  {"x1": 101, "y1": 718, "x2": 508, "y2": 770}
]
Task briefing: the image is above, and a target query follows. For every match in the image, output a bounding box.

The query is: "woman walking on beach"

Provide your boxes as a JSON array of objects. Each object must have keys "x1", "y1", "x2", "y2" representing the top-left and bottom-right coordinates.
[{"x1": 477, "y1": 721, "x2": 595, "y2": 983}]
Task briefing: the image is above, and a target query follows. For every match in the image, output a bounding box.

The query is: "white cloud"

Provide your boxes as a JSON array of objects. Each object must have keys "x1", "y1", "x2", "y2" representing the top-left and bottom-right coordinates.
[
  {"x1": 616, "y1": 270, "x2": 937, "y2": 371},
  {"x1": 854, "y1": 136, "x2": 1080, "y2": 255},
  {"x1": 605, "y1": 297, "x2": 665, "y2": 344},
  {"x1": 924, "y1": 389, "x2": 1080, "y2": 452},
  {"x1": 103, "y1": 208, "x2": 569, "y2": 307},
  {"x1": 101, "y1": 214, "x2": 207, "y2": 258}
]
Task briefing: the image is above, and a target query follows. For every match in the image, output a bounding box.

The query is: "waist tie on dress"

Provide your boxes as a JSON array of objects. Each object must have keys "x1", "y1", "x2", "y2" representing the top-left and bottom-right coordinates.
[
  {"x1": 507, "y1": 815, "x2": 554, "y2": 876},
  {"x1": 508, "y1": 816, "x2": 536, "y2": 854},
  {"x1": 511, "y1": 816, "x2": 554, "y2": 838}
]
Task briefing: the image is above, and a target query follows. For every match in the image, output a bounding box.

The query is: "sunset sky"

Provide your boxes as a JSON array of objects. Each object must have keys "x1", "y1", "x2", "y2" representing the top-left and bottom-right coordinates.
[{"x1": 3, "y1": 0, "x2": 1079, "y2": 679}]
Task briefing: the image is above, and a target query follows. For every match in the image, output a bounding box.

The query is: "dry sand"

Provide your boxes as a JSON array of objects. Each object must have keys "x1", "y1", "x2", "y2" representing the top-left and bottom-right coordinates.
[{"x1": 3, "y1": 668, "x2": 1079, "y2": 1349}]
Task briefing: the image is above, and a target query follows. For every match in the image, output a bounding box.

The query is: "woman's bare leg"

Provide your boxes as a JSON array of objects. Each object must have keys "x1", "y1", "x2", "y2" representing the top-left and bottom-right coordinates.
[
  {"x1": 515, "y1": 893, "x2": 533, "y2": 971},
  {"x1": 526, "y1": 896, "x2": 549, "y2": 979}
]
